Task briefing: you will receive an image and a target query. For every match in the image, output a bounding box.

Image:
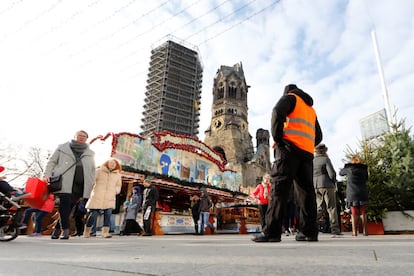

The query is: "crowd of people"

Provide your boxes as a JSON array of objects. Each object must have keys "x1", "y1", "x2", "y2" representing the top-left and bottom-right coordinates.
[
  {"x1": 3, "y1": 84, "x2": 369, "y2": 241},
  {"x1": 251, "y1": 84, "x2": 369, "y2": 243},
  {"x1": 1, "y1": 129, "x2": 219, "y2": 239},
  {"x1": 3, "y1": 130, "x2": 161, "y2": 239}
]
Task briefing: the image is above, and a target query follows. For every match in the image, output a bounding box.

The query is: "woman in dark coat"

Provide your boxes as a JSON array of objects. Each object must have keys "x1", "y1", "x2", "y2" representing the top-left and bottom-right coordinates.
[
  {"x1": 120, "y1": 186, "x2": 143, "y2": 236},
  {"x1": 339, "y1": 156, "x2": 369, "y2": 236},
  {"x1": 190, "y1": 194, "x2": 200, "y2": 234}
]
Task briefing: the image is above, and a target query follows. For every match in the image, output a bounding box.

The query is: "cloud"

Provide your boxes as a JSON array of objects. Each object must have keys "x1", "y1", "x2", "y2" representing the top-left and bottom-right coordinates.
[{"x1": 1, "y1": 0, "x2": 413, "y2": 174}]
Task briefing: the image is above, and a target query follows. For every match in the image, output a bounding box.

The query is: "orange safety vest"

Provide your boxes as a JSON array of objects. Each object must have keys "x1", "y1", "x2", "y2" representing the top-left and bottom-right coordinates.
[{"x1": 283, "y1": 93, "x2": 316, "y2": 154}]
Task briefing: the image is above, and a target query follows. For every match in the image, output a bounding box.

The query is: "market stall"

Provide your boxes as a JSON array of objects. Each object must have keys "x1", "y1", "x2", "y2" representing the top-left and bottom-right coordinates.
[{"x1": 90, "y1": 131, "x2": 257, "y2": 235}]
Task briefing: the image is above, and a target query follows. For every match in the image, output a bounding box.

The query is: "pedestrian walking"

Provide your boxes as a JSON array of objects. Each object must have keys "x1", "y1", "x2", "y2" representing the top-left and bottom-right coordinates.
[
  {"x1": 43, "y1": 130, "x2": 96, "y2": 240},
  {"x1": 83, "y1": 158, "x2": 122, "y2": 238}
]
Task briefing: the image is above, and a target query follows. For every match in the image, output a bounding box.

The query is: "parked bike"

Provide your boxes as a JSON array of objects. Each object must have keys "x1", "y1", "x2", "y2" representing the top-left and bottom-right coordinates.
[{"x1": 0, "y1": 191, "x2": 24, "y2": 241}]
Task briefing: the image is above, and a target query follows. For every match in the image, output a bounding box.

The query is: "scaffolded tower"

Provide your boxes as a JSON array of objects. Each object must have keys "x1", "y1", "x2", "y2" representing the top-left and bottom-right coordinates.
[{"x1": 141, "y1": 38, "x2": 203, "y2": 138}]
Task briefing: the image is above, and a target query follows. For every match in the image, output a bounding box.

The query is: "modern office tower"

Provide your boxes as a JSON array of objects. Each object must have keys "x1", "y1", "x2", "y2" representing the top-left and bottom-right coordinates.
[{"x1": 140, "y1": 39, "x2": 203, "y2": 138}]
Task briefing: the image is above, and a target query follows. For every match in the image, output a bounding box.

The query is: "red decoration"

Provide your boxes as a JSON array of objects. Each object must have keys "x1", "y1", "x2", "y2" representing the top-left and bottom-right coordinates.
[
  {"x1": 89, "y1": 132, "x2": 147, "y2": 157},
  {"x1": 24, "y1": 177, "x2": 49, "y2": 209},
  {"x1": 90, "y1": 131, "x2": 230, "y2": 172},
  {"x1": 152, "y1": 130, "x2": 228, "y2": 171}
]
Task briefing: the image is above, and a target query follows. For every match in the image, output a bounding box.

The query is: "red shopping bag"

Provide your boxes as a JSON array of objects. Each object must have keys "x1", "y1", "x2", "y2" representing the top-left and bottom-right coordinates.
[{"x1": 24, "y1": 177, "x2": 48, "y2": 208}]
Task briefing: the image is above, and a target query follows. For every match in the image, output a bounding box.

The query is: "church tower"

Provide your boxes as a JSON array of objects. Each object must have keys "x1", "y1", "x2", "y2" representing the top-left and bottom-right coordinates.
[
  {"x1": 204, "y1": 62, "x2": 270, "y2": 189},
  {"x1": 204, "y1": 63, "x2": 253, "y2": 164}
]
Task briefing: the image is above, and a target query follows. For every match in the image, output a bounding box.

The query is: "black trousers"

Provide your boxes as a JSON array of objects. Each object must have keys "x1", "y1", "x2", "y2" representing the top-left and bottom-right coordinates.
[
  {"x1": 73, "y1": 213, "x2": 85, "y2": 234},
  {"x1": 143, "y1": 205, "x2": 155, "y2": 234},
  {"x1": 264, "y1": 146, "x2": 318, "y2": 239},
  {"x1": 192, "y1": 214, "x2": 199, "y2": 233},
  {"x1": 258, "y1": 204, "x2": 268, "y2": 230},
  {"x1": 283, "y1": 200, "x2": 296, "y2": 230},
  {"x1": 55, "y1": 193, "x2": 80, "y2": 230}
]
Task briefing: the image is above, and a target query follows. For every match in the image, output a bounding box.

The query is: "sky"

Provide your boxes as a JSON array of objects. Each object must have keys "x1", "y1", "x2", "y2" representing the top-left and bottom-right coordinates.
[{"x1": 1, "y1": 0, "x2": 413, "y2": 178}]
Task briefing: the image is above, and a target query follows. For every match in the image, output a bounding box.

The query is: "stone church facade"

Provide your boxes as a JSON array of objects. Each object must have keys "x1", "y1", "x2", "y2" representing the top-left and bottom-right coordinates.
[{"x1": 204, "y1": 62, "x2": 271, "y2": 193}]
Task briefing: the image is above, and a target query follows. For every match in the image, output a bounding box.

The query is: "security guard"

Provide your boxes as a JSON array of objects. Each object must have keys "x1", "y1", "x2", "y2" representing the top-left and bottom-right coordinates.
[{"x1": 252, "y1": 84, "x2": 323, "y2": 242}]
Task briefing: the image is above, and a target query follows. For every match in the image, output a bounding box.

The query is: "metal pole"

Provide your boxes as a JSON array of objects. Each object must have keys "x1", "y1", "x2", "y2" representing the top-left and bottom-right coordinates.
[{"x1": 371, "y1": 30, "x2": 394, "y2": 129}]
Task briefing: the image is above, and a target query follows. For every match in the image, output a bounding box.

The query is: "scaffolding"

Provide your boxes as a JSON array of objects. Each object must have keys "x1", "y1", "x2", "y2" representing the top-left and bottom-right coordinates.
[{"x1": 141, "y1": 39, "x2": 203, "y2": 138}]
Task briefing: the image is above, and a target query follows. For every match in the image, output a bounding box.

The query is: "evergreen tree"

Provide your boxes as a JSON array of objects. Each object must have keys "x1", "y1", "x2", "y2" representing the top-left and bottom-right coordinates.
[
  {"x1": 344, "y1": 118, "x2": 414, "y2": 221},
  {"x1": 376, "y1": 120, "x2": 414, "y2": 211}
]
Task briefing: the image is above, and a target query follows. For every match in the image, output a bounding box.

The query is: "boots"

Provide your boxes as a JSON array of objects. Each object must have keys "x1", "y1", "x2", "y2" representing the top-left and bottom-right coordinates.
[
  {"x1": 51, "y1": 228, "x2": 60, "y2": 239},
  {"x1": 60, "y1": 229, "x2": 70, "y2": 240},
  {"x1": 71, "y1": 231, "x2": 82, "y2": 237},
  {"x1": 83, "y1": 226, "x2": 91, "y2": 238},
  {"x1": 101, "y1": 226, "x2": 112, "y2": 238}
]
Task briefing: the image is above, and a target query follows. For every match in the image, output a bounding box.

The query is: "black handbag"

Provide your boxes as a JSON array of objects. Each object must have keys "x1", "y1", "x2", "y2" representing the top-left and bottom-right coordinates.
[
  {"x1": 48, "y1": 175, "x2": 63, "y2": 193},
  {"x1": 48, "y1": 156, "x2": 83, "y2": 193}
]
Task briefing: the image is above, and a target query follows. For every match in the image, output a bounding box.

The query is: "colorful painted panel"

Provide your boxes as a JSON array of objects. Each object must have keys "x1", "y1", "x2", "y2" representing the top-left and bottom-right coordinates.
[{"x1": 91, "y1": 132, "x2": 242, "y2": 192}]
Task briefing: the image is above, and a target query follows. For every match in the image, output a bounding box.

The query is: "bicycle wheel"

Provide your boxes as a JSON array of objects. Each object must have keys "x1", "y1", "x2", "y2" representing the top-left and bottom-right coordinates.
[{"x1": 0, "y1": 225, "x2": 19, "y2": 241}]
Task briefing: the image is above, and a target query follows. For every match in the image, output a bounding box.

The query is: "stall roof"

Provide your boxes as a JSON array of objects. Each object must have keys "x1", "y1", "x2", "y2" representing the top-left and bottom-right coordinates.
[{"x1": 120, "y1": 170, "x2": 248, "y2": 203}]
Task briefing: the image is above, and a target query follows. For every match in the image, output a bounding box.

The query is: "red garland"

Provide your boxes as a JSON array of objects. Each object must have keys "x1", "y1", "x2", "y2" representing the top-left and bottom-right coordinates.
[
  {"x1": 90, "y1": 131, "x2": 232, "y2": 173},
  {"x1": 151, "y1": 130, "x2": 228, "y2": 171},
  {"x1": 90, "y1": 132, "x2": 147, "y2": 157}
]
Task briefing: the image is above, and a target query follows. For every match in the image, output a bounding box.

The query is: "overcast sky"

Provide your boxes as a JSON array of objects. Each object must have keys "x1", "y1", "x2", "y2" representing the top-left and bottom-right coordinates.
[{"x1": 1, "y1": 0, "x2": 413, "y2": 176}]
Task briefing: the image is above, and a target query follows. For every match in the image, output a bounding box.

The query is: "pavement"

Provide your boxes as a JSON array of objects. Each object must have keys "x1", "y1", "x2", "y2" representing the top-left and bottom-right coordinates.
[{"x1": 1, "y1": 232, "x2": 414, "y2": 276}]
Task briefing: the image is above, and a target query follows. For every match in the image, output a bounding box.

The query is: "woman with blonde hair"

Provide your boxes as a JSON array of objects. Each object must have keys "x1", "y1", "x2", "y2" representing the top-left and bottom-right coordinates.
[
  {"x1": 83, "y1": 158, "x2": 122, "y2": 238},
  {"x1": 251, "y1": 173, "x2": 271, "y2": 230},
  {"x1": 339, "y1": 155, "x2": 369, "y2": 236}
]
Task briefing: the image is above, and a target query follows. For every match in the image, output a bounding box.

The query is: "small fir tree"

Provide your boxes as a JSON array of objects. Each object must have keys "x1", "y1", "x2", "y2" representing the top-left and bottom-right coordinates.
[{"x1": 343, "y1": 117, "x2": 414, "y2": 221}]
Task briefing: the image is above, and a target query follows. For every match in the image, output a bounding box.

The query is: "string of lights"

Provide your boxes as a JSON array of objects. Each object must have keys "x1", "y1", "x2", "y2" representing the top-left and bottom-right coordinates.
[
  {"x1": 0, "y1": 0, "x2": 24, "y2": 17},
  {"x1": 197, "y1": 0, "x2": 281, "y2": 46},
  {"x1": 29, "y1": 0, "x2": 102, "y2": 46},
  {"x1": 82, "y1": 0, "x2": 272, "y2": 73},
  {"x1": 115, "y1": 0, "x2": 279, "y2": 79},
  {"x1": 0, "y1": 0, "x2": 281, "y2": 83},
  {"x1": 185, "y1": 0, "x2": 258, "y2": 40},
  {"x1": 110, "y1": 0, "x2": 232, "y2": 68},
  {"x1": 68, "y1": 0, "x2": 171, "y2": 59},
  {"x1": 0, "y1": 0, "x2": 64, "y2": 44}
]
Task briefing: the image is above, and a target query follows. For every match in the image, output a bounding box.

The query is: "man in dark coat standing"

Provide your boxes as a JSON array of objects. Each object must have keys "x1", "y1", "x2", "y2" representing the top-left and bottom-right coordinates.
[
  {"x1": 252, "y1": 84, "x2": 322, "y2": 243},
  {"x1": 142, "y1": 179, "x2": 159, "y2": 236},
  {"x1": 313, "y1": 143, "x2": 341, "y2": 235}
]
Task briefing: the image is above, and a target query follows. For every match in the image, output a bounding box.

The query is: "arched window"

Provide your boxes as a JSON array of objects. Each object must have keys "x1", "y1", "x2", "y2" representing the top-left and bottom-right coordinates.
[
  {"x1": 217, "y1": 87, "x2": 224, "y2": 99},
  {"x1": 229, "y1": 86, "x2": 236, "y2": 98},
  {"x1": 213, "y1": 147, "x2": 227, "y2": 162}
]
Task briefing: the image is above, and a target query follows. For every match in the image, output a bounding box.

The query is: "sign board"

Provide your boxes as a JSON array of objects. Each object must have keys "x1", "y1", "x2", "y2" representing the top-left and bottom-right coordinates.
[{"x1": 360, "y1": 109, "x2": 389, "y2": 140}]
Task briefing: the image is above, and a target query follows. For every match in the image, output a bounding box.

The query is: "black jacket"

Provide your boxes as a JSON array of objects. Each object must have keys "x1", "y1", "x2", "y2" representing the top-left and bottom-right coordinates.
[
  {"x1": 199, "y1": 188, "x2": 212, "y2": 212},
  {"x1": 143, "y1": 185, "x2": 159, "y2": 209},
  {"x1": 339, "y1": 163, "x2": 369, "y2": 206},
  {"x1": 313, "y1": 154, "x2": 337, "y2": 189}
]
